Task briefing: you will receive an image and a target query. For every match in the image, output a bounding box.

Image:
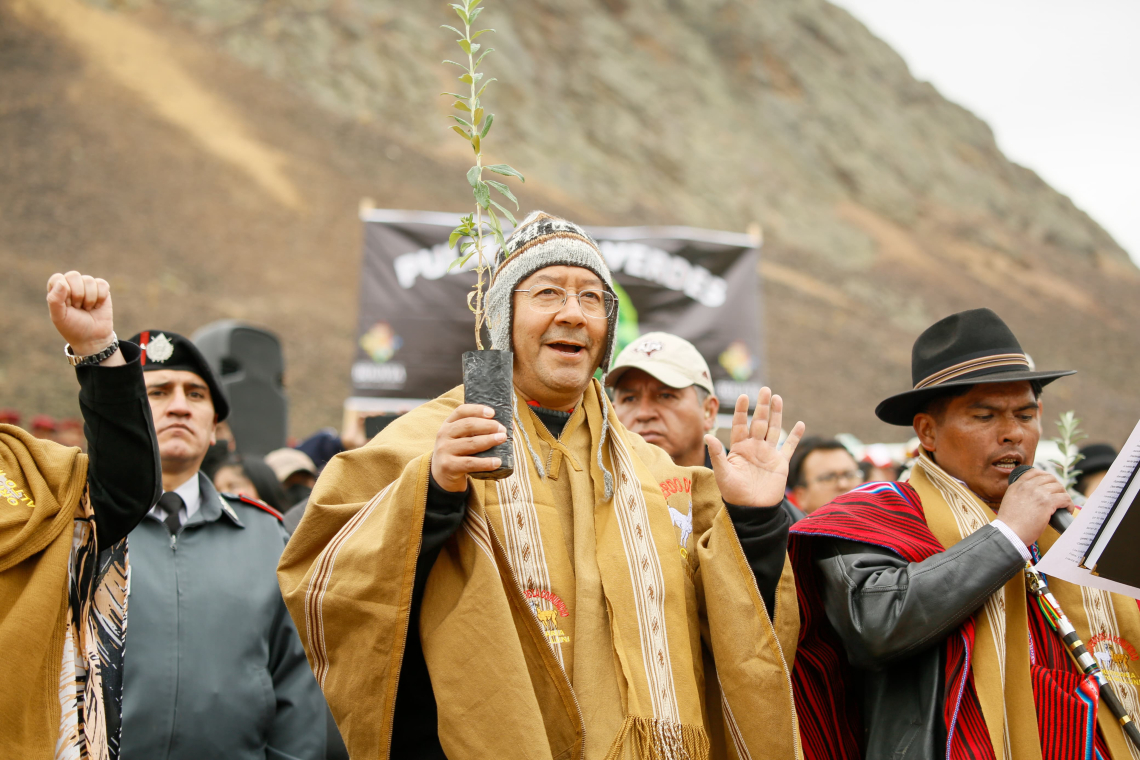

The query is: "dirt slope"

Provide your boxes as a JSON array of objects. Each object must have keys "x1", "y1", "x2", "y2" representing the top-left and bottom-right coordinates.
[{"x1": 2, "y1": 0, "x2": 1137, "y2": 444}]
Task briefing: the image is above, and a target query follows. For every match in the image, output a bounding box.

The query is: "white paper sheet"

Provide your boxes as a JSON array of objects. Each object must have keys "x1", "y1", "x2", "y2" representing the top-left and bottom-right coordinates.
[{"x1": 1035, "y1": 418, "x2": 1140, "y2": 598}]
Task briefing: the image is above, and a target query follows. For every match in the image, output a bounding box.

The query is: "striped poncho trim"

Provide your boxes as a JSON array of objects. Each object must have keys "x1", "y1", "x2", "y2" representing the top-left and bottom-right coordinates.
[{"x1": 788, "y1": 481, "x2": 1110, "y2": 760}]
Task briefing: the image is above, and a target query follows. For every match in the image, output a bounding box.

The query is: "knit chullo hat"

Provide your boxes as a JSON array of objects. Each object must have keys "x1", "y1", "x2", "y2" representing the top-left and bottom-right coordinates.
[{"x1": 486, "y1": 210, "x2": 619, "y2": 374}]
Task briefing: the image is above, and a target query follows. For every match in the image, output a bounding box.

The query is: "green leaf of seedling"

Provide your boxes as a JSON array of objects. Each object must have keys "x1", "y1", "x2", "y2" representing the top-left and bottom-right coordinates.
[
  {"x1": 472, "y1": 72, "x2": 483, "y2": 82},
  {"x1": 441, "y1": 24, "x2": 464, "y2": 37},
  {"x1": 485, "y1": 164, "x2": 526, "y2": 182},
  {"x1": 440, "y1": 91, "x2": 467, "y2": 99},
  {"x1": 460, "y1": 73, "x2": 473, "y2": 84},
  {"x1": 480, "y1": 113, "x2": 494, "y2": 138},
  {"x1": 443, "y1": 59, "x2": 467, "y2": 69},
  {"x1": 450, "y1": 125, "x2": 471, "y2": 139},
  {"x1": 472, "y1": 134, "x2": 481, "y2": 154},
  {"x1": 450, "y1": 115, "x2": 473, "y2": 129},
  {"x1": 486, "y1": 180, "x2": 518, "y2": 208},
  {"x1": 474, "y1": 180, "x2": 490, "y2": 209},
  {"x1": 469, "y1": 43, "x2": 480, "y2": 55},
  {"x1": 448, "y1": 230, "x2": 464, "y2": 248},
  {"x1": 468, "y1": 6, "x2": 483, "y2": 23},
  {"x1": 460, "y1": 240, "x2": 474, "y2": 254},
  {"x1": 452, "y1": 248, "x2": 477, "y2": 273},
  {"x1": 452, "y1": 100, "x2": 471, "y2": 112},
  {"x1": 451, "y1": 6, "x2": 469, "y2": 24},
  {"x1": 472, "y1": 28, "x2": 494, "y2": 38},
  {"x1": 476, "y1": 79, "x2": 496, "y2": 97},
  {"x1": 466, "y1": 165, "x2": 480, "y2": 187},
  {"x1": 473, "y1": 107, "x2": 484, "y2": 126},
  {"x1": 457, "y1": 39, "x2": 471, "y2": 54},
  {"x1": 490, "y1": 199, "x2": 517, "y2": 226},
  {"x1": 475, "y1": 48, "x2": 494, "y2": 66}
]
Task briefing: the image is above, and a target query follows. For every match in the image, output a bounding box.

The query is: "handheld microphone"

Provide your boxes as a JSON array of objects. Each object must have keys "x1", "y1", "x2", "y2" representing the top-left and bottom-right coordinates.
[{"x1": 1008, "y1": 464, "x2": 1074, "y2": 534}]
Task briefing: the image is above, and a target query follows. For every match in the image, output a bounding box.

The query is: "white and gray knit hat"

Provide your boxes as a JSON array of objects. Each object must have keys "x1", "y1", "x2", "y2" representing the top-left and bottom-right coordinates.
[{"x1": 486, "y1": 210, "x2": 619, "y2": 373}]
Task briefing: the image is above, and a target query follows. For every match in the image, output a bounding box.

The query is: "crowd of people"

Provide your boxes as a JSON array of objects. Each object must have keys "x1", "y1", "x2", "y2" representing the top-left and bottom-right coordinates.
[{"x1": 0, "y1": 211, "x2": 1134, "y2": 760}]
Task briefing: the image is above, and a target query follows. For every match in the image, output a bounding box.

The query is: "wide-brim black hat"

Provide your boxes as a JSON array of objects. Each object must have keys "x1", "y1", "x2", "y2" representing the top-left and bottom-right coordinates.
[
  {"x1": 127, "y1": 330, "x2": 231, "y2": 421},
  {"x1": 876, "y1": 308, "x2": 1075, "y2": 426}
]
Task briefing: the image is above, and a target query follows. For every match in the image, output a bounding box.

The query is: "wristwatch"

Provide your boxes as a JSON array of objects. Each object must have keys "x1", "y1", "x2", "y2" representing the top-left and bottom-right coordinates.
[{"x1": 65, "y1": 332, "x2": 119, "y2": 367}]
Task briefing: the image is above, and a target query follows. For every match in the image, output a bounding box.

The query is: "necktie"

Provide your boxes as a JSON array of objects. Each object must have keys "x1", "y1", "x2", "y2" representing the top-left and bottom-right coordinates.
[{"x1": 158, "y1": 491, "x2": 185, "y2": 535}]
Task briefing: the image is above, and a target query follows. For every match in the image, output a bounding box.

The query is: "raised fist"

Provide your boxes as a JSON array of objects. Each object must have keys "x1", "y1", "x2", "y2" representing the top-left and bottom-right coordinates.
[{"x1": 46, "y1": 271, "x2": 123, "y2": 365}]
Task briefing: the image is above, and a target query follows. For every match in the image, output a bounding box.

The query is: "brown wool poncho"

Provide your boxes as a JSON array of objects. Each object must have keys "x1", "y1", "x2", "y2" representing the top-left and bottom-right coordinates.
[
  {"x1": 0, "y1": 425, "x2": 86, "y2": 758},
  {"x1": 279, "y1": 382, "x2": 802, "y2": 759}
]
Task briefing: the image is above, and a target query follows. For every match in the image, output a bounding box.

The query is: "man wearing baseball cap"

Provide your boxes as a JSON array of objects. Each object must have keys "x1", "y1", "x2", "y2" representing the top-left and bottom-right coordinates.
[
  {"x1": 606, "y1": 332, "x2": 719, "y2": 467},
  {"x1": 119, "y1": 330, "x2": 325, "y2": 760},
  {"x1": 788, "y1": 308, "x2": 1140, "y2": 760},
  {"x1": 609, "y1": 333, "x2": 806, "y2": 525}
]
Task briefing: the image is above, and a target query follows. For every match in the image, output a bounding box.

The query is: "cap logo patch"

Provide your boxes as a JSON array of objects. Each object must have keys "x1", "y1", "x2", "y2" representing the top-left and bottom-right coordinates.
[
  {"x1": 635, "y1": 340, "x2": 664, "y2": 357},
  {"x1": 147, "y1": 333, "x2": 174, "y2": 363}
]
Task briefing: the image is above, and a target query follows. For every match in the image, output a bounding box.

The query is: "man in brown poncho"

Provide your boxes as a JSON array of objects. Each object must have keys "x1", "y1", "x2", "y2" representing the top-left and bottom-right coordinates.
[
  {"x1": 279, "y1": 212, "x2": 806, "y2": 759},
  {"x1": 1, "y1": 272, "x2": 160, "y2": 759}
]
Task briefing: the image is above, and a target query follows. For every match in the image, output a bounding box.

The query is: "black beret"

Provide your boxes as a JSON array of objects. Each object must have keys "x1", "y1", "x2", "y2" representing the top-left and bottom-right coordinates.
[{"x1": 127, "y1": 330, "x2": 231, "y2": 421}]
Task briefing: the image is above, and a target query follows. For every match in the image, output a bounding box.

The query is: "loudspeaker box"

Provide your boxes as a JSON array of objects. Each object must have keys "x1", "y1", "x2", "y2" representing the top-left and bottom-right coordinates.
[{"x1": 193, "y1": 320, "x2": 288, "y2": 458}]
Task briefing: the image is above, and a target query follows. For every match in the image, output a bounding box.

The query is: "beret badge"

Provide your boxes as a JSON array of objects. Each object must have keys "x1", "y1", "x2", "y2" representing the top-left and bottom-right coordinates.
[{"x1": 146, "y1": 333, "x2": 174, "y2": 364}]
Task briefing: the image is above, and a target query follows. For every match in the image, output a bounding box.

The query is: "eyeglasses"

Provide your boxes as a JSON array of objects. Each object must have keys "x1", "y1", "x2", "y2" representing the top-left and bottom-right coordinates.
[
  {"x1": 812, "y1": 469, "x2": 863, "y2": 486},
  {"x1": 513, "y1": 285, "x2": 617, "y2": 319}
]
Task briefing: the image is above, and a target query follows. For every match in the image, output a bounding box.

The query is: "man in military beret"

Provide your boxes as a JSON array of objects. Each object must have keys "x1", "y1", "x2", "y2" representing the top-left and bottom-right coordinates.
[{"x1": 119, "y1": 330, "x2": 325, "y2": 760}]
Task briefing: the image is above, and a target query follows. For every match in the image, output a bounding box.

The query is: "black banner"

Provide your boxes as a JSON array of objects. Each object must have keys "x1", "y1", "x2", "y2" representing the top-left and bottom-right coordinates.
[{"x1": 352, "y1": 210, "x2": 764, "y2": 407}]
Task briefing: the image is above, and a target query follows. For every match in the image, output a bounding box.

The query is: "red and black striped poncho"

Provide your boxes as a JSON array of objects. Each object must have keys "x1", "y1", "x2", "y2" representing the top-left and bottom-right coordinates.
[{"x1": 788, "y1": 481, "x2": 1110, "y2": 760}]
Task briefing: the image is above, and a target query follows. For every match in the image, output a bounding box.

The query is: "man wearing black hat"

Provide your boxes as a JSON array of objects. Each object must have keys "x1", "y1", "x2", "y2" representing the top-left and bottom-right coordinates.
[
  {"x1": 119, "y1": 331, "x2": 325, "y2": 760},
  {"x1": 788, "y1": 309, "x2": 1140, "y2": 760}
]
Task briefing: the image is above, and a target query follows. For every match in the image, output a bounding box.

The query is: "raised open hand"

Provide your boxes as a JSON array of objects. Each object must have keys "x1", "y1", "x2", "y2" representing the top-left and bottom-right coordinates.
[
  {"x1": 705, "y1": 389, "x2": 806, "y2": 508},
  {"x1": 46, "y1": 271, "x2": 121, "y2": 364}
]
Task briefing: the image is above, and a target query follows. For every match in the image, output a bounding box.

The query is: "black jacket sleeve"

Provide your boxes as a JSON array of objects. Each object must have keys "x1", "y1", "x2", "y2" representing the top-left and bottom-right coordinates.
[
  {"x1": 77, "y1": 341, "x2": 162, "y2": 547},
  {"x1": 725, "y1": 500, "x2": 791, "y2": 616},
  {"x1": 814, "y1": 525, "x2": 1025, "y2": 669},
  {"x1": 390, "y1": 473, "x2": 467, "y2": 758}
]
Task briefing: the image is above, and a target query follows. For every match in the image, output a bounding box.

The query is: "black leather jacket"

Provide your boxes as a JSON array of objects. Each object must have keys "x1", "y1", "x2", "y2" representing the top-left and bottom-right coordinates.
[{"x1": 814, "y1": 525, "x2": 1025, "y2": 759}]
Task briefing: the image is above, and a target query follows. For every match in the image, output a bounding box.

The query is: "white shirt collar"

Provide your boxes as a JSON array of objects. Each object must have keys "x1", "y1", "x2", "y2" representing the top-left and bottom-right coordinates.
[
  {"x1": 173, "y1": 474, "x2": 202, "y2": 520},
  {"x1": 149, "y1": 472, "x2": 203, "y2": 526}
]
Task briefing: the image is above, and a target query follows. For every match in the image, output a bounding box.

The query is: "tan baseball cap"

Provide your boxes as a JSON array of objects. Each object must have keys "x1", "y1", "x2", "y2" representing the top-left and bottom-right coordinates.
[
  {"x1": 605, "y1": 332, "x2": 716, "y2": 395},
  {"x1": 265, "y1": 448, "x2": 317, "y2": 482}
]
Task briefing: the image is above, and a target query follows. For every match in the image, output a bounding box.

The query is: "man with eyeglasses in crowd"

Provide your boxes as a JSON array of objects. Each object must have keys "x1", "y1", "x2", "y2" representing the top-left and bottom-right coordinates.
[
  {"x1": 785, "y1": 437, "x2": 864, "y2": 516},
  {"x1": 280, "y1": 211, "x2": 806, "y2": 759}
]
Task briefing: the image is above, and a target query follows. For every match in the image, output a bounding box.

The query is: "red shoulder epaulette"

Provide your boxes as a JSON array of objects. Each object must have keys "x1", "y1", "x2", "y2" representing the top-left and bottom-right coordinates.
[{"x1": 226, "y1": 493, "x2": 285, "y2": 522}]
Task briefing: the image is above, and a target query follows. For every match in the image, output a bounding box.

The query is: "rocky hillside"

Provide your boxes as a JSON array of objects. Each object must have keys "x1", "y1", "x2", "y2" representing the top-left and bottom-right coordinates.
[{"x1": 3, "y1": 0, "x2": 1137, "y2": 444}]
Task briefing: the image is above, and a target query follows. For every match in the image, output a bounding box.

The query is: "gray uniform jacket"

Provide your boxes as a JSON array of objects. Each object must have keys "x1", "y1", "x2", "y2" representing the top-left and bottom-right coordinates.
[
  {"x1": 121, "y1": 472, "x2": 326, "y2": 760},
  {"x1": 814, "y1": 525, "x2": 1025, "y2": 760}
]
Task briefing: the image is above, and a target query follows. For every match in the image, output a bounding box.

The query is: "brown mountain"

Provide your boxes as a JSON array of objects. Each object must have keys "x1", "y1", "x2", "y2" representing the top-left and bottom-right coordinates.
[{"x1": 3, "y1": 0, "x2": 1137, "y2": 446}]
